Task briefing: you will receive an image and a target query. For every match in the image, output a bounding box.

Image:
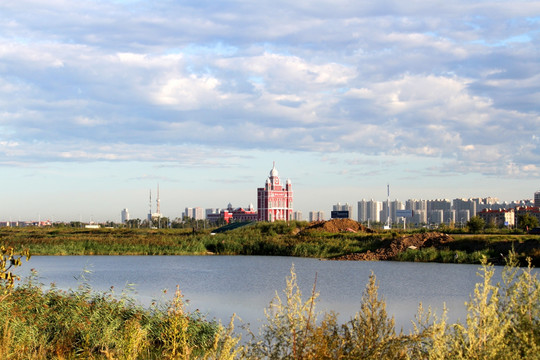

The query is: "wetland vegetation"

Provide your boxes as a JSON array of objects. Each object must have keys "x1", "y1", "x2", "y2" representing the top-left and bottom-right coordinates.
[
  {"x1": 0, "y1": 220, "x2": 538, "y2": 265},
  {"x1": 0, "y1": 247, "x2": 538, "y2": 359}
]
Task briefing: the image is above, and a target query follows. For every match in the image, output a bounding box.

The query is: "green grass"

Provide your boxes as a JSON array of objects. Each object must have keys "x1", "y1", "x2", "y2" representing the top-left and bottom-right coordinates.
[
  {"x1": 396, "y1": 248, "x2": 491, "y2": 264},
  {"x1": 0, "y1": 225, "x2": 538, "y2": 265},
  {"x1": 0, "y1": 274, "x2": 229, "y2": 359}
]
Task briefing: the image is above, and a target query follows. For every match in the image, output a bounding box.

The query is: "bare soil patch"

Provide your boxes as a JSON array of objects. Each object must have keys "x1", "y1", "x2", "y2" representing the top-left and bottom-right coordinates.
[
  {"x1": 333, "y1": 232, "x2": 454, "y2": 261},
  {"x1": 300, "y1": 218, "x2": 375, "y2": 234}
]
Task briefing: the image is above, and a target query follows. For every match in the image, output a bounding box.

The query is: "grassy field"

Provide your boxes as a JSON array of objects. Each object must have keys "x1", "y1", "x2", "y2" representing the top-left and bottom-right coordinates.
[{"x1": 0, "y1": 223, "x2": 538, "y2": 265}]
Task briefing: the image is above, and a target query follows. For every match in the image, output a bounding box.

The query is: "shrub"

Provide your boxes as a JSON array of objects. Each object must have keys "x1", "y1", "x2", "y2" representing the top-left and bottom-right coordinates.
[{"x1": 0, "y1": 246, "x2": 30, "y2": 296}]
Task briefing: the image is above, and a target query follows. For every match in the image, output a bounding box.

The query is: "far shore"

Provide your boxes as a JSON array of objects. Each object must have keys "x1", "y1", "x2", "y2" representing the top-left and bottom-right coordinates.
[{"x1": 0, "y1": 220, "x2": 538, "y2": 266}]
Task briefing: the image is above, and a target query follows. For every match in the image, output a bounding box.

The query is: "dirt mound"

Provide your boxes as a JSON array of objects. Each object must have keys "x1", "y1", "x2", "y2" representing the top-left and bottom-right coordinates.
[
  {"x1": 334, "y1": 232, "x2": 454, "y2": 261},
  {"x1": 301, "y1": 219, "x2": 375, "y2": 234}
]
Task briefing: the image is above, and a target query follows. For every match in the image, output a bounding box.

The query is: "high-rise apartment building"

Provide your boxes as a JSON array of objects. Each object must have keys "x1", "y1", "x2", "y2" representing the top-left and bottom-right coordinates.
[
  {"x1": 535, "y1": 191, "x2": 540, "y2": 207},
  {"x1": 357, "y1": 199, "x2": 368, "y2": 222},
  {"x1": 184, "y1": 207, "x2": 204, "y2": 220},
  {"x1": 457, "y1": 209, "x2": 471, "y2": 225},
  {"x1": 309, "y1": 211, "x2": 325, "y2": 222},
  {"x1": 445, "y1": 209, "x2": 456, "y2": 224},
  {"x1": 382, "y1": 199, "x2": 405, "y2": 224},
  {"x1": 121, "y1": 208, "x2": 130, "y2": 223},
  {"x1": 427, "y1": 199, "x2": 451, "y2": 212},
  {"x1": 367, "y1": 200, "x2": 383, "y2": 222},
  {"x1": 430, "y1": 210, "x2": 444, "y2": 224},
  {"x1": 453, "y1": 198, "x2": 476, "y2": 221},
  {"x1": 332, "y1": 202, "x2": 353, "y2": 219}
]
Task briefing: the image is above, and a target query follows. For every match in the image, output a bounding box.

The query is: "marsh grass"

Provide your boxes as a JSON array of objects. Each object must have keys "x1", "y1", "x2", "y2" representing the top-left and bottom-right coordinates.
[
  {"x1": 0, "y1": 250, "x2": 538, "y2": 359},
  {"x1": 243, "y1": 253, "x2": 539, "y2": 359},
  {"x1": 0, "y1": 271, "x2": 240, "y2": 359},
  {"x1": 1, "y1": 226, "x2": 537, "y2": 265},
  {"x1": 396, "y1": 248, "x2": 491, "y2": 264}
]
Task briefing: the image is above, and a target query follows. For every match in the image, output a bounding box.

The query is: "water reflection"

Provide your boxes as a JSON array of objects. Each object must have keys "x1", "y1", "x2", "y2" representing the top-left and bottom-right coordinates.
[{"x1": 16, "y1": 256, "x2": 509, "y2": 331}]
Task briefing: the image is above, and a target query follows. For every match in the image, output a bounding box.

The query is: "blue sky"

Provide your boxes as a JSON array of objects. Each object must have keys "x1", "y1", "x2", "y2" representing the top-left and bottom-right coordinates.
[{"x1": 1, "y1": 1, "x2": 539, "y2": 222}]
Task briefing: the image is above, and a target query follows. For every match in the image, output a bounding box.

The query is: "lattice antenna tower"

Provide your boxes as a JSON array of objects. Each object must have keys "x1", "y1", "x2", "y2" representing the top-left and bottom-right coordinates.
[
  {"x1": 149, "y1": 189, "x2": 152, "y2": 217},
  {"x1": 156, "y1": 184, "x2": 161, "y2": 215},
  {"x1": 386, "y1": 184, "x2": 391, "y2": 228}
]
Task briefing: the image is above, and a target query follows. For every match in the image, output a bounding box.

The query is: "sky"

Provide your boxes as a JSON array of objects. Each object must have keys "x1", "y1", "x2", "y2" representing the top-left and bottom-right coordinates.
[{"x1": 1, "y1": 0, "x2": 539, "y2": 222}]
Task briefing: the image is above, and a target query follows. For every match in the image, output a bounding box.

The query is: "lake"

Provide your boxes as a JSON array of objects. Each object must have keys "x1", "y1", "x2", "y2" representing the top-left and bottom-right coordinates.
[{"x1": 15, "y1": 255, "x2": 506, "y2": 332}]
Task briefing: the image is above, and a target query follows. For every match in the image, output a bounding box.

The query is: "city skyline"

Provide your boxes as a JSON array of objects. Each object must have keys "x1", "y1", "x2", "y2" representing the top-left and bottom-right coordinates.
[
  {"x1": 1, "y1": 179, "x2": 537, "y2": 224},
  {"x1": 1, "y1": 1, "x2": 539, "y2": 222}
]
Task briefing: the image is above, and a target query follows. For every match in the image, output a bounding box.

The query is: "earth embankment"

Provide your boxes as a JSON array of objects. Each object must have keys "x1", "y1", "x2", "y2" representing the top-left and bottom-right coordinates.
[
  {"x1": 304, "y1": 219, "x2": 539, "y2": 265},
  {"x1": 333, "y1": 232, "x2": 454, "y2": 261},
  {"x1": 299, "y1": 218, "x2": 375, "y2": 234}
]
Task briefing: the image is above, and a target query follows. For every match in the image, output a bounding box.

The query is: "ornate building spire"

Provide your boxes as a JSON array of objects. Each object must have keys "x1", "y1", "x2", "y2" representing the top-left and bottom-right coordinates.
[{"x1": 257, "y1": 162, "x2": 293, "y2": 222}]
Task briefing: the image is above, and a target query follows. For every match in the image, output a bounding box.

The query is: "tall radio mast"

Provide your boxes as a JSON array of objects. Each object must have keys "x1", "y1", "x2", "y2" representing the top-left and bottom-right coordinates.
[
  {"x1": 385, "y1": 184, "x2": 391, "y2": 229},
  {"x1": 148, "y1": 189, "x2": 152, "y2": 222},
  {"x1": 156, "y1": 184, "x2": 161, "y2": 216}
]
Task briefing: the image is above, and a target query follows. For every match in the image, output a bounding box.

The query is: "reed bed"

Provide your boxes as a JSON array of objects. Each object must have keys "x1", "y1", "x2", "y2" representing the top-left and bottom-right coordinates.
[
  {"x1": 0, "y1": 272, "x2": 240, "y2": 359},
  {"x1": 0, "y1": 224, "x2": 538, "y2": 265},
  {"x1": 0, "y1": 253, "x2": 538, "y2": 359}
]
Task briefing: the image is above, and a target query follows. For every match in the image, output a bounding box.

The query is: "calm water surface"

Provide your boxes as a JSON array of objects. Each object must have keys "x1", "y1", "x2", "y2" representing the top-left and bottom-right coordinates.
[{"x1": 15, "y1": 256, "x2": 507, "y2": 331}]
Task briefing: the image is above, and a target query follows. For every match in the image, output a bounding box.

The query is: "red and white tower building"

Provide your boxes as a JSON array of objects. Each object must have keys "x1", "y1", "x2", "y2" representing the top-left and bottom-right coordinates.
[{"x1": 257, "y1": 162, "x2": 293, "y2": 222}]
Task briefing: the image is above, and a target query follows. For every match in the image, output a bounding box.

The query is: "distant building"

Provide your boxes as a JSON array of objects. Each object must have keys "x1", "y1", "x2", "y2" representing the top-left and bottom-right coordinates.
[
  {"x1": 368, "y1": 200, "x2": 383, "y2": 222},
  {"x1": 515, "y1": 206, "x2": 540, "y2": 225},
  {"x1": 357, "y1": 200, "x2": 368, "y2": 222},
  {"x1": 207, "y1": 203, "x2": 257, "y2": 224},
  {"x1": 445, "y1": 209, "x2": 456, "y2": 225},
  {"x1": 354, "y1": 194, "x2": 539, "y2": 227},
  {"x1": 309, "y1": 211, "x2": 325, "y2": 222},
  {"x1": 0, "y1": 220, "x2": 51, "y2": 228},
  {"x1": 206, "y1": 208, "x2": 221, "y2": 216},
  {"x1": 477, "y1": 208, "x2": 515, "y2": 227},
  {"x1": 457, "y1": 210, "x2": 471, "y2": 225},
  {"x1": 358, "y1": 199, "x2": 383, "y2": 223},
  {"x1": 121, "y1": 208, "x2": 130, "y2": 223},
  {"x1": 453, "y1": 198, "x2": 477, "y2": 221},
  {"x1": 412, "y1": 210, "x2": 427, "y2": 225},
  {"x1": 381, "y1": 199, "x2": 405, "y2": 224},
  {"x1": 257, "y1": 162, "x2": 293, "y2": 222},
  {"x1": 231, "y1": 203, "x2": 258, "y2": 222},
  {"x1": 331, "y1": 202, "x2": 352, "y2": 219},
  {"x1": 427, "y1": 199, "x2": 451, "y2": 212},
  {"x1": 184, "y1": 207, "x2": 204, "y2": 220},
  {"x1": 293, "y1": 211, "x2": 303, "y2": 221},
  {"x1": 430, "y1": 210, "x2": 444, "y2": 224}
]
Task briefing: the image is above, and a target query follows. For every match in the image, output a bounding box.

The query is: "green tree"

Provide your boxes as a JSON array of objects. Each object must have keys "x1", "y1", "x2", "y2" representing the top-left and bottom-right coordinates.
[
  {"x1": 467, "y1": 216, "x2": 485, "y2": 233},
  {"x1": 485, "y1": 219, "x2": 498, "y2": 231},
  {"x1": 517, "y1": 213, "x2": 539, "y2": 231},
  {"x1": 126, "y1": 218, "x2": 141, "y2": 228}
]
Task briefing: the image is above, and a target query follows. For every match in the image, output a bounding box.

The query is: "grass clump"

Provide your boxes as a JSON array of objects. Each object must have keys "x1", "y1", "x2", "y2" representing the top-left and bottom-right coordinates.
[
  {"x1": 0, "y1": 271, "x2": 241, "y2": 359},
  {"x1": 244, "y1": 253, "x2": 539, "y2": 359},
  {"x1": 396, "y1": 248, "x2": 491, "y2": 264}
]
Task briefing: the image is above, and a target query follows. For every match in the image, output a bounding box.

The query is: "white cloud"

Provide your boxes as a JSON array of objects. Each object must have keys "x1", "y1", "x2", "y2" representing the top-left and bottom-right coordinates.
[
  {"x1": 74, "y1": 116, "x2": 105, "y2": 127},
  {"x1": 152, "y1": 74, "x2": 222, "y2": 109},
  {"x1": 0, "y1": 0, "x2": 538, "y2": 181}
]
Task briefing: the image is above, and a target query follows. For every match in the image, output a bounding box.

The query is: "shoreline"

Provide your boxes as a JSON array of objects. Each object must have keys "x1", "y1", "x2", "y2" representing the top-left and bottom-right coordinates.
[{"x1": 1, "y1": 223, "x2": 538, "y2": 266}]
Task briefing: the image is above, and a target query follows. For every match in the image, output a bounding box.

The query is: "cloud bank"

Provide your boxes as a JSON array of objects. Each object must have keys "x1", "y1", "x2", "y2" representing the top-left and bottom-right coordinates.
[{"x1": 1, "y1": 0, "x2": 539, "y2": 178}]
